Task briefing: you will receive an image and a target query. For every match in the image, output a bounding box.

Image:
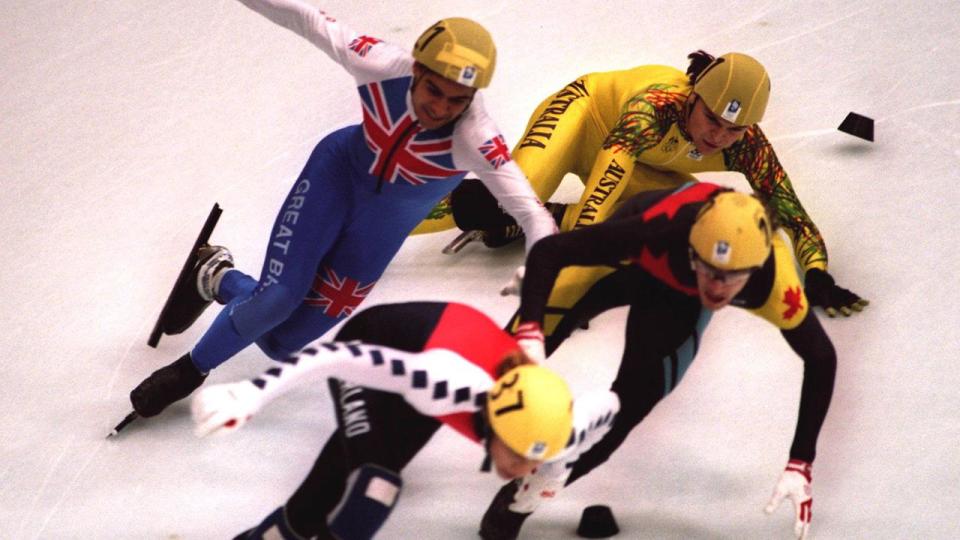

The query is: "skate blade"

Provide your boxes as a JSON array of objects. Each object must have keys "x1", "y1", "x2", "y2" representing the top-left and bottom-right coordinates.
[
  {"x1": 442, "y1": 230, "x2": 484, "y2": 255},
  {"x1": 106, "y1": 411, "x2": 140, "y2": 439},
  {"x1": 148, "y1": 203, "x2": 222, "y2": 348}
]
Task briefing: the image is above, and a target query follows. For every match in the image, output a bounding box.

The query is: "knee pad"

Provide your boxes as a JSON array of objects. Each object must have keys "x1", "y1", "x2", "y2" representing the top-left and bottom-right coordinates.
[
  {"x1": 238, "y1": 506, "x2": 308, "y2": 540},
  {"x1": 328, "y1": 464, "x2": 402, "y2": 540}
]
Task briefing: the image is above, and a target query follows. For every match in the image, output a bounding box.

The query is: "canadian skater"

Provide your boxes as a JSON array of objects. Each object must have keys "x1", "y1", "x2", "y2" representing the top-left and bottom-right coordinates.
[{"x1": 481, "y1": 183, "x2": 837, "y2": 540}]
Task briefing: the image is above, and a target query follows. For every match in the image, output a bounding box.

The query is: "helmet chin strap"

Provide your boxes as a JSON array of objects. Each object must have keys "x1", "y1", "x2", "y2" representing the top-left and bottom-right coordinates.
[
  {"x1": 410, "y1": 62, "x2": 425, "y2": 90},
  {"x1": 678, "y1": 94, "x2": 698, "y2": 141},
  {"x1": 481, "y1": 445, "x2": 493, "y2": 473},
  {"x1": 473, "y1": 409, "x2": 494, "y2": 473}
]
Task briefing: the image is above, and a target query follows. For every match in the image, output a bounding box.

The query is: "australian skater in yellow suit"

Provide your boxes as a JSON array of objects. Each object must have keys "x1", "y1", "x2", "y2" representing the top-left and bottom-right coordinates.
[{"x1": 418, "y1": 51, "x2": 867, "y2": 325}]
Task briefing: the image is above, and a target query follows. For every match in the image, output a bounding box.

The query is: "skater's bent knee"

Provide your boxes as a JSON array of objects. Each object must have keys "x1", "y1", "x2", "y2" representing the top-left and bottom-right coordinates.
[
  {"x1": 328, "y1": 465, "x2": 402, "y2": 540},
  {"x1": 255, "y1": 335, "x2": 297, "y2": 361},
  {"x1": 230, "y1": 285, "x2": 304, "y2": 338}
]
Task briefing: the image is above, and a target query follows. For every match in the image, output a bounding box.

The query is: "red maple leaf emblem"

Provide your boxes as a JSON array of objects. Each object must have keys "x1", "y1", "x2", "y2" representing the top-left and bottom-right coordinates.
[
  {"x1": 641, "y1": 182, "x2": 723, "y2": 221},
  {"x1": 782, "y1": 286, "x2": 804, "y2": 320},
  {"x1": 630, "y1": 247, "x2": 697, "y2": 296}
]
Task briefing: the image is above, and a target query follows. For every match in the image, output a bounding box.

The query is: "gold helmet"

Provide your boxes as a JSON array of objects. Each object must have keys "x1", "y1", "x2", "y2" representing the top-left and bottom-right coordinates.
[
  {"x1": 693, "y1": 52, "x2": 770, "y2": 126},
  {"x1": 412, "y1": 18, "x2": 496, "y2": 89},
  {"x1": 689, "y1": 191, "x2": 773, "y2": 271},
  {"x1": 486, "y1": 364, "x2": 572, "y2": 461}
]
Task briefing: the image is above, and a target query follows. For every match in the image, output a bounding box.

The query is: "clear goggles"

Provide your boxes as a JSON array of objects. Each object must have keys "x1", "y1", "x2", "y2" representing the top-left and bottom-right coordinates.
[{"x1": 690, "y1": 252, "x2": 756, "y2": 284}]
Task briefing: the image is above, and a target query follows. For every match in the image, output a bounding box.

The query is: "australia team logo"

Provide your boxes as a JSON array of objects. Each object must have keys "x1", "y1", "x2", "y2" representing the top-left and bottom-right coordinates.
[{"x1": 662, "y1": 136, "x2": 679, "y2": 153}]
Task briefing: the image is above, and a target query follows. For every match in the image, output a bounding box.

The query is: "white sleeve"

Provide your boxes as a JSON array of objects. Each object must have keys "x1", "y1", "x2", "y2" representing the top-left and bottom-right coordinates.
[
  {"x1": 236, "y1": 0, "x2": 409, "y2": 82},
  {"x1": 452, "y1": 103, "x2": 557, "y2": 253},
  {"x1": 559, "y1": 390, "x2": 620, "y2": 461},
  {"x1": 507, "y1": 390, "x2": 621, "y2": 513},
  {"x1": 249, "y1": 341, "x2": 494, "y2": 417},
  {"x1": 478, "y1": 160, "x2": 557, "y2": 253}
]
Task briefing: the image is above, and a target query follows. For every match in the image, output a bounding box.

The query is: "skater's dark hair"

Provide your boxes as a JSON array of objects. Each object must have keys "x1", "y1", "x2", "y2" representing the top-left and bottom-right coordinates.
[
  {"x1": 686, "y1": 50, "x2": 716, "y2": 85},
  {"x1": 495, "y1": 349, "x2": 532, "y2": 377}
]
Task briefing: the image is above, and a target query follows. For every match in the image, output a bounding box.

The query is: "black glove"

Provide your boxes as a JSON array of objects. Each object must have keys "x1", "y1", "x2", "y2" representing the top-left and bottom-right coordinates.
[{"x1": 804, "y1": 268, "x2": 869, "y2": 317}]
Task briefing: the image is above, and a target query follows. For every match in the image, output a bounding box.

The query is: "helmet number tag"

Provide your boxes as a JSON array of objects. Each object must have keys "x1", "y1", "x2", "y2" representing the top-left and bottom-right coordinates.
[
  {"x1": 493, "y1": 390, "x2": 524, "y2": 416},
  {"x1": 490, "y1": 372, "x2": 526, "y2": 416},
  {"x1": 417, "y1": 25, "x2": 446, "y2": 52}
]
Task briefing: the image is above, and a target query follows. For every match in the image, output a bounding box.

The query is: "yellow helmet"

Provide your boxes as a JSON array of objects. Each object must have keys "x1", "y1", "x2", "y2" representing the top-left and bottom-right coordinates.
[
  {"x1": 486, "y1": 364, "x2": 572, "y2": 461},
  {"x1": 412, "y1": 18, "x2": 496, "y2": 89},
  {"x1": 693, "y1": 52, "x2": 770, "y2": 126},
  {"x1": 689, "y1": 191, "x2": 773, "y2": 271}
]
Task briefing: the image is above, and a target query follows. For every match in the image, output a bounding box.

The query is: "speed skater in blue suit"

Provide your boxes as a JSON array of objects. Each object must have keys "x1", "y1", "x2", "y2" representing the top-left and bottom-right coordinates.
[{"x1": 125, "y1": 0, "x2": 556, "y2": 422}]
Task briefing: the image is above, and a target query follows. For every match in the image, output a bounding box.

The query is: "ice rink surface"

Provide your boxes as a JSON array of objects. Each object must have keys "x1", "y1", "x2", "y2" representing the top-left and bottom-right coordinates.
[{"x1": 2, "y1": 1, "x2": 958, "y2": 538}]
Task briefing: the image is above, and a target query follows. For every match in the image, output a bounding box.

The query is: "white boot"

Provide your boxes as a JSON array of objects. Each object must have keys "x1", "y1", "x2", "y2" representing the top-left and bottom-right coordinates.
[{"x1": 196, "y1": 245, "x2": 234, "y2": 303}]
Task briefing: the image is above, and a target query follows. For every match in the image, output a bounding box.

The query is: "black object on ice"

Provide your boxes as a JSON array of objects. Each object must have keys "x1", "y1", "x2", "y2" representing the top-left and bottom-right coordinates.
[
  {"x1": 838, "y1": 112, "x2": 874, "y2": 142},
  {"x1": 577, "y1": 505, "x2": 620, "y2": 538}
]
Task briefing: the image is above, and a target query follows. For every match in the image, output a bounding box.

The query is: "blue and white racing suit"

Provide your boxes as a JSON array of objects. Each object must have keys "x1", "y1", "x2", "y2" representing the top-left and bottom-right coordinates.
[{"x1": 191, "y1": 0, "x2": 555, "y2": 371}]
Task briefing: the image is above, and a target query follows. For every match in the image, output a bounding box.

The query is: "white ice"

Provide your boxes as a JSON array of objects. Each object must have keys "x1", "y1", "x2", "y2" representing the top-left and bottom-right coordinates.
[{"x1": 1, "y1": 1, "x2": 958, "y2": 538}]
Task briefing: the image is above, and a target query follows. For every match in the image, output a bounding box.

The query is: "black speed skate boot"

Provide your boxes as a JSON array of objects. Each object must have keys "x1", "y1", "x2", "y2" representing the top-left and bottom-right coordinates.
[
  {"x1": 443, "y1": 223, "x2": 521, "y2": 253},
  {"x1": 158, "y1": 244, "x2": 234, "y2": 336},
  {"x1": 148, "y1": 203, "x2": 230, "y2": 348},
  {"x1": 480, "y1": 202, "x2": 567, "y2": 249},
  {"x1": 481, "y1": 223, "x2": 524, "y2": 248},
  {"x1": 130, "y1": 353, "x2": 207, "y2": 417},
  {"x1": 478, "y1": 480, "x2": 532, "y2": 540}
]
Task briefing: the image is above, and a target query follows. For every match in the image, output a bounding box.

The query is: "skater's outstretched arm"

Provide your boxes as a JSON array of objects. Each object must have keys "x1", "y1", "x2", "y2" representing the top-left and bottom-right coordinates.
[
  {"x1": 465, "y1": 153, "x2": 557, "y2": 253},
  {"x1": 191, "y1": 341, "x2": 493, "y2": 437},
  {"x1": 518, "y1": 214, "x2": 668, "y2": 325},
  {"x1": 236, "y1": 0, "x2": 409, "y2": 81}
]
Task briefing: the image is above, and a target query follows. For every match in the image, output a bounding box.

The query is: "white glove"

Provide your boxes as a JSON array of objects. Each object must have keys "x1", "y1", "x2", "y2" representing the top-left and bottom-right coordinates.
[
  {"x1": 514, "y1": 321, "x2": 545, "y2": 364},
  {"x1": 191, "y1": 381, "x2": 264, "y2": 438},
  {"x1": 764, "y1": 459, "x2": 813, "y2": 539},
  {"x1": 500, "y1": 265, "x2": 525, "y2": 297}
]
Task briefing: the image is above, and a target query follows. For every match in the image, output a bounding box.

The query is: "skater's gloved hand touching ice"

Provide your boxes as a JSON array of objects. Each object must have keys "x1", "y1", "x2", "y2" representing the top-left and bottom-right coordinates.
[
  {"x1": 191, "y1": 381, "x2": 265, "y2": 437},
  {"x1": 764, "y1": 459, "x2": 813, "y2": 539},
  {"x1": 500, "y1": 265, "x2": 524, "y2": 297},
  {"x1": 804, "y1": 268, "x2": 868, "y2": 317}
]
